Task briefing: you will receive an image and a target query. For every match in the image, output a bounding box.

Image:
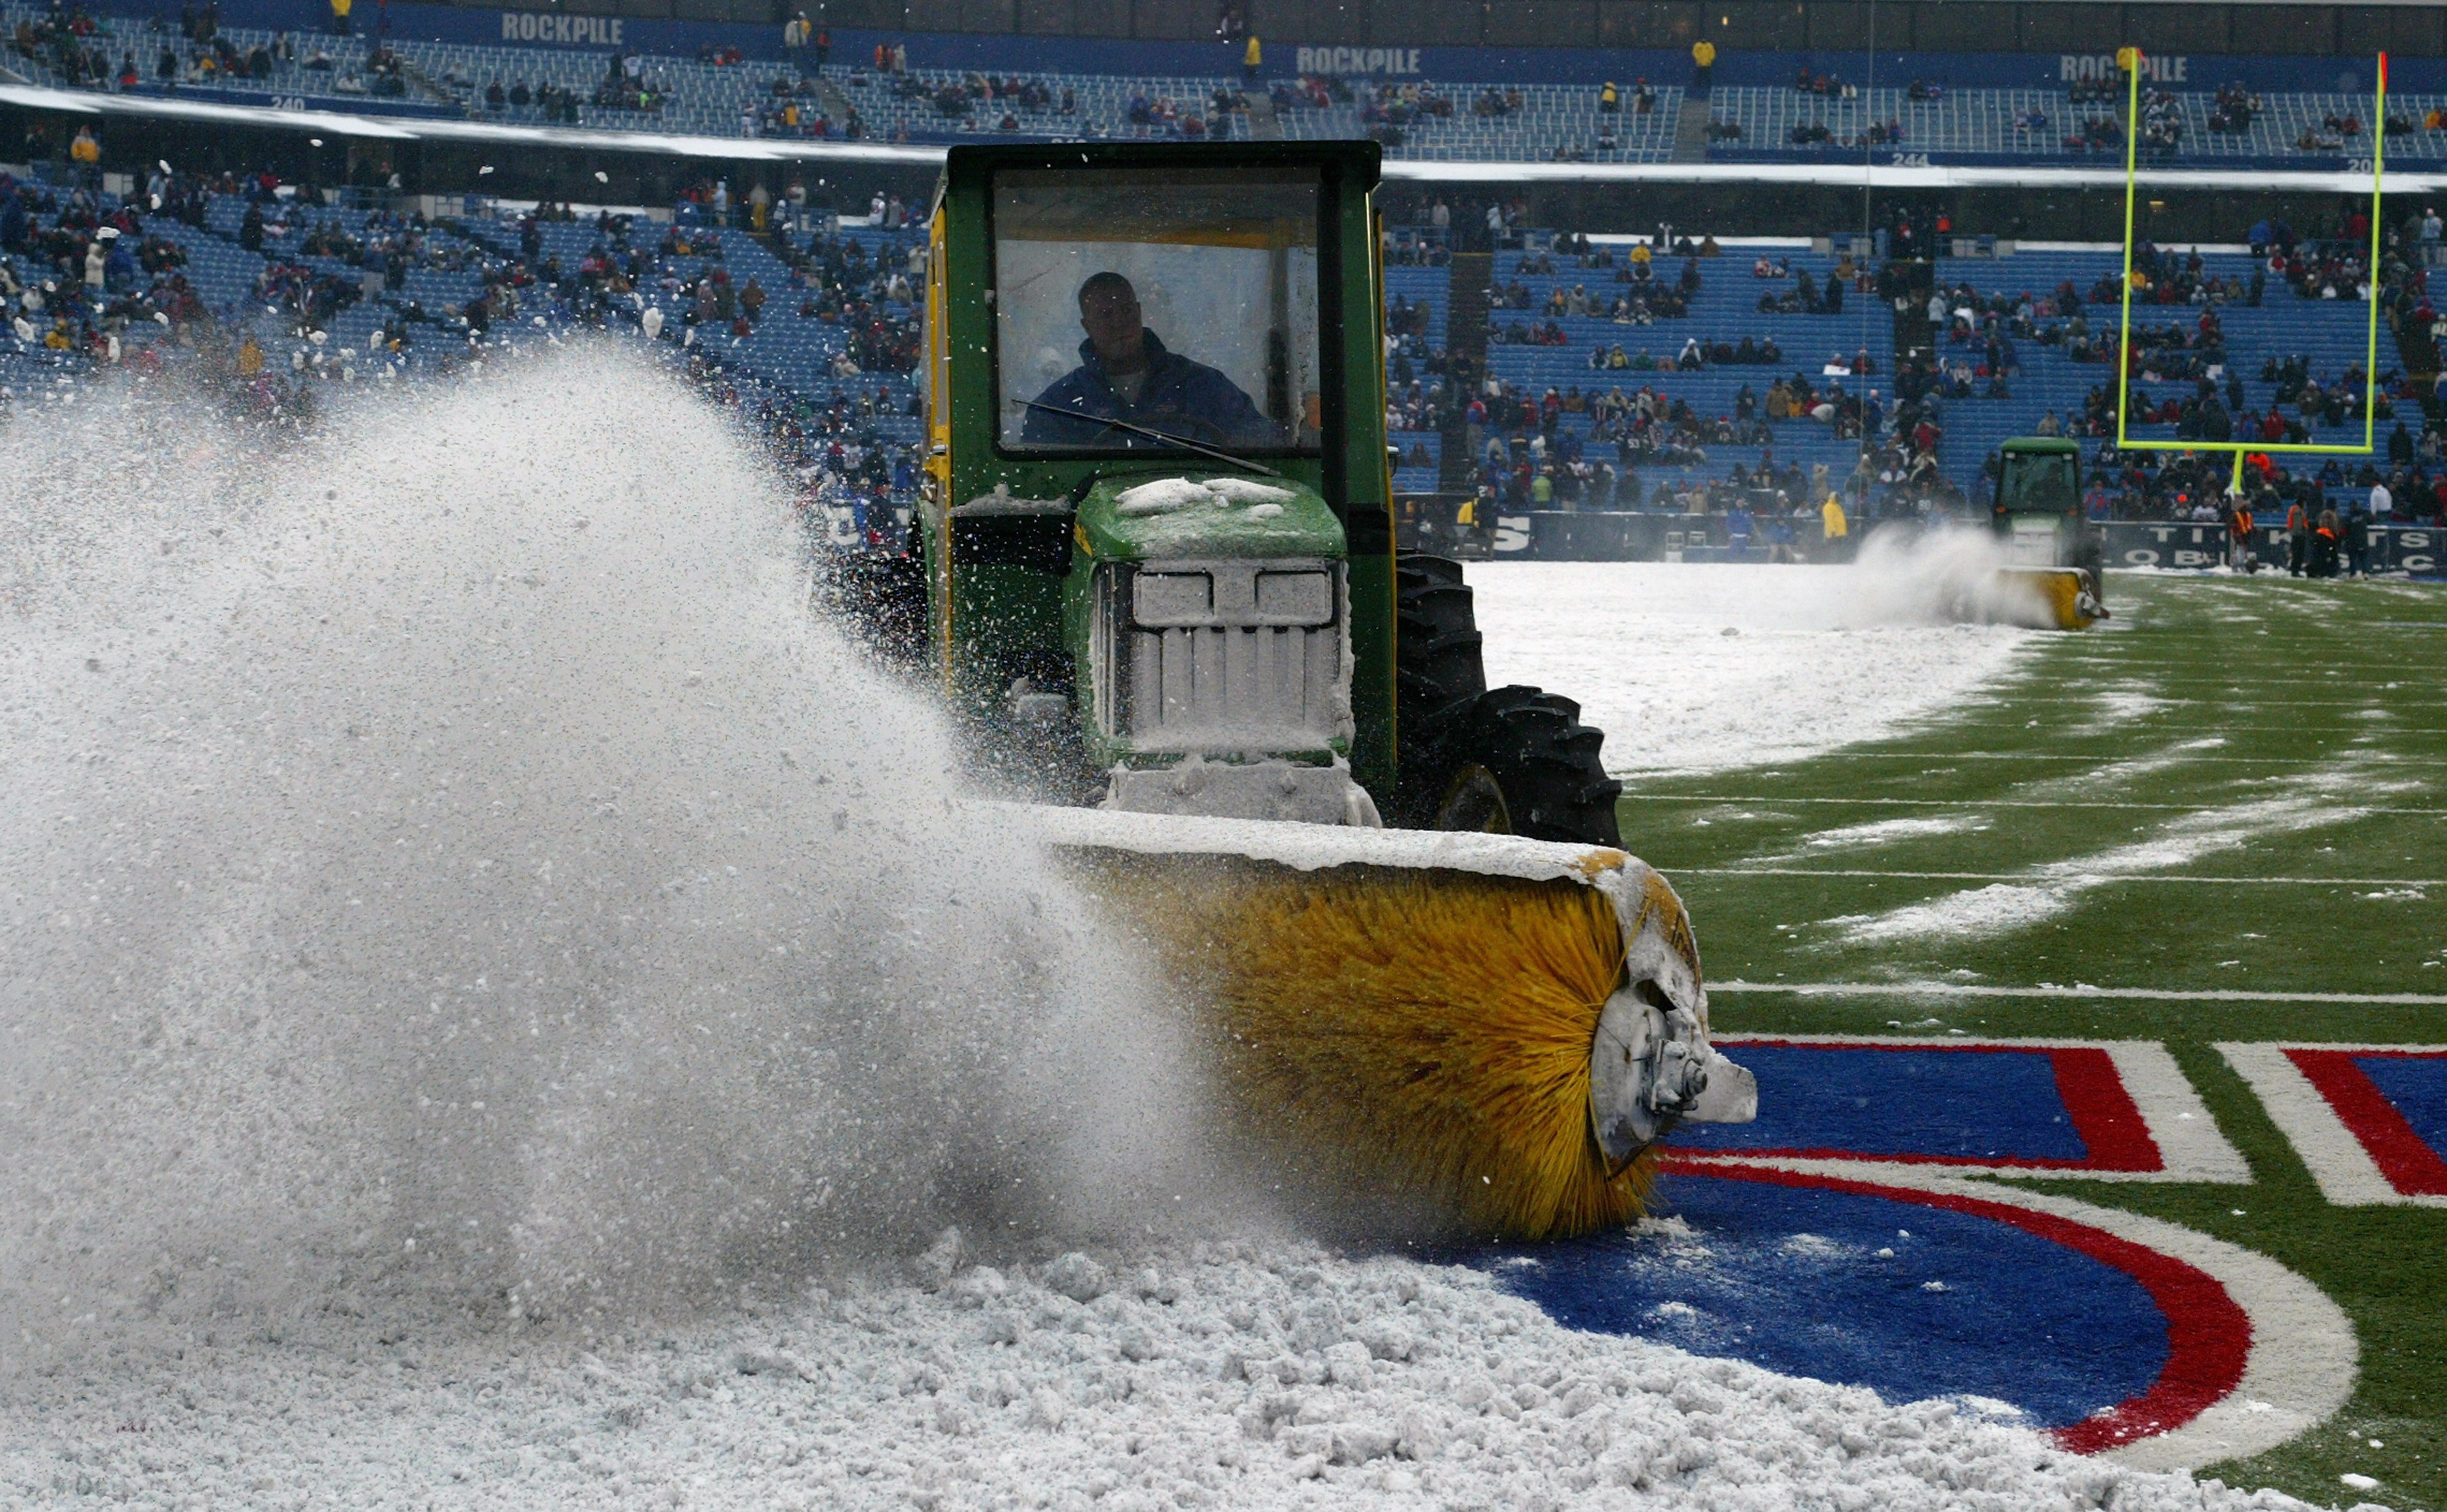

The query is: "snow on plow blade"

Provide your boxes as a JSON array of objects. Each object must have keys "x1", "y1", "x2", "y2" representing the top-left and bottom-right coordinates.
[
  {"x1": 1996, "y1": 567, "x2": 2107, "y2": 631},
  {"x1": 1022, "y1": 806, "x2": 1754, "y2": 1242}
]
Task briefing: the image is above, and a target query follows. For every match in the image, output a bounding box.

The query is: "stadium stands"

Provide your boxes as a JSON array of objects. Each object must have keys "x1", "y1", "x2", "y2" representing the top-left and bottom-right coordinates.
[
  {"x1": 0, "y1": 2, "x2": 440, "y2": 110},
  {"x1": 1468, "y1": 236, "x2": 1890, "y2": 512},
  {"x1": 1385, "y1": 257, "x2": 1451, "y2": 492},
  {"x1": 5, "y1": 0, "x2": 2434, "y2": 168},
  {"x1": 1, "y1": 142, "x2": 2435, "y2": 543}
]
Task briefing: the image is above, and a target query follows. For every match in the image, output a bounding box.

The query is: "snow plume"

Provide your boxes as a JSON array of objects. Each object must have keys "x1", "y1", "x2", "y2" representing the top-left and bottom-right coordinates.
[
  {"x1": 0, "y1": 347, "x2": 1219, "y2": 1365},
  {"x1": 1840, "y1": 522, "x2": 2061, "y2": 629}
]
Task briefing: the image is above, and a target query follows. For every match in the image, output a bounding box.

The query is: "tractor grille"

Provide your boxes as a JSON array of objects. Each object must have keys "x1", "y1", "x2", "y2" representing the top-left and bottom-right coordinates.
[{"x1": 1094, "y1": 559, "x2": 1349, "y2": 751}]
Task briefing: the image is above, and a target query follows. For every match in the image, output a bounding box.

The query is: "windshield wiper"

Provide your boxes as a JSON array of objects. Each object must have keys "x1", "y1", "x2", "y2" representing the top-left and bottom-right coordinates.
[{"x1": 1017, "y1": 399, "x2": 1282, "y2": 479}]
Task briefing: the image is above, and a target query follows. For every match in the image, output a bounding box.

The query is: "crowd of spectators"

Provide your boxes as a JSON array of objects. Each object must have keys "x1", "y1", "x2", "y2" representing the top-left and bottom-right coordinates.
[
  {"x1": 2206, "y1": 81, "x2": 2262, "y2": 135},
  {"x1": 11, "y1": 1, "x2": 410, "y2": 97},
  {"x1": 1450, "y1": 229, "x2": 1976, "y2": 525}
]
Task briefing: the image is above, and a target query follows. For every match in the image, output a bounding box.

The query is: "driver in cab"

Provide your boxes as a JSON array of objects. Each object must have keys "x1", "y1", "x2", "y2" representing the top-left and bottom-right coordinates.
[{"x1": 1022, "y1": 272, "x2": 1274, "y2": 448}]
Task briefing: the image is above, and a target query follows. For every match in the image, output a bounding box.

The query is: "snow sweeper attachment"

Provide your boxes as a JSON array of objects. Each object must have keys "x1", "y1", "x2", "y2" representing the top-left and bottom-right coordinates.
[
  {"x1": 832, "y1": 139, "x2": 1753, "y2": 1237},
  {"x1": 1024, "y1": 806, "x2": 1757, "y2": 1241},
  {"x1": 1989, "y1": 437, "x2": 2108, "y2": 631}
]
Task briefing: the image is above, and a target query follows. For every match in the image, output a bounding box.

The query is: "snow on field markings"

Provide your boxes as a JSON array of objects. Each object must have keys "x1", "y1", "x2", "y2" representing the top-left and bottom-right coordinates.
[
  {"x1": 1683, "y1": 868, "x2": 2441, "y2": 888},
  {"x1": 1627, "y1": 795, "x2": 2447, "y2": 816},
  {"x1": 1809, "y1": 752, "x2": 2447, "y2": 765},
  {"x1": 1975, "y1": 697, "x2": 2447, "y2": 709},
  {"x1": 1745, "y1": 813, "x2": 1989, "y2": 861},
  {"x1": 1713, "y1": 983, "x2": 2447, "y2": 1006},
  {"x1": 1826, "y1": 789, "x2": 2376, "y2": 945},
  {"x1": 2072, "y1": 686, "x2": 2177, "y2": 736}
]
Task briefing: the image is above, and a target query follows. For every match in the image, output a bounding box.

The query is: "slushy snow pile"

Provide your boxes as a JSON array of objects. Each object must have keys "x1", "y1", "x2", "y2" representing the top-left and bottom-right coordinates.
[
  {"x1": 0, "y1": 350, "x2": 2341, "y2": 1511},
  {"x1": 0, "y1": 1234, "x2": 2324, "y2": 1512},
  {"x1": 1468, "y1": 538, "x2": 2039, "y2": 773}
]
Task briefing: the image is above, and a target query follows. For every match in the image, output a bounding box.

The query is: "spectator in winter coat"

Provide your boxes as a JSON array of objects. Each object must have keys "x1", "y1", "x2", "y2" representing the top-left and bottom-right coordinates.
[
  {"x1": 2226, "y1": 495, "x2": 2256, "y2": 571},
  {"x1": 2286, "y1": 499, "x2": 2308, "y2": 575},
  {"x1": 2308, "y1": 508, "x2": 2340, "y2": 578}
]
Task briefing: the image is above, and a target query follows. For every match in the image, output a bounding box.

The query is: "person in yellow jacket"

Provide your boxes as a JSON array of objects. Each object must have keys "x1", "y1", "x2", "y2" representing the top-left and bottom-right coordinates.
[
  {"x1": 1242, "y1": 34, "x2": 1261, "y2": 86},
  {"x1": 1820, "y1": 491, "x2": 1850, "y2": 563},
  {"x1": 1691, "y1": 38, "x2": 1716, "y2": 94},
  {"x1": 330, "y1": 0, "x2": 352, "y2": 35},
  {"x1": 69, "y1": 125, "x2": 100, "y2": 165},
  {"x1": 236, "y1": 334, "x2": 265, "y2": 377},
  {"x1": 1599, "y1": 81, "x2": 1620, "y2": 113}
]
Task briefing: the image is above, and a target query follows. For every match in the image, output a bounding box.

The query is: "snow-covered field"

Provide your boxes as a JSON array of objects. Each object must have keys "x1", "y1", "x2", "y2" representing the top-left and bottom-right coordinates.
[
  {"x1": 0, "y1": 355, "x2": 2327, "y2": 1511},
  {"x1": 1470, "y1": 551, "x2": 2035, "y2": 773}
]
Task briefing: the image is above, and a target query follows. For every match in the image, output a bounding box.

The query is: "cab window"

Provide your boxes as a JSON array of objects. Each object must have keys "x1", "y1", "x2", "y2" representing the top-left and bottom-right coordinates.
[
  {"x1": 2001, "y1": 453, "x2": 2077, "y2": 514},
  {"x1": 992, "y1": 165, "x2": 1322, "y2": 455}
]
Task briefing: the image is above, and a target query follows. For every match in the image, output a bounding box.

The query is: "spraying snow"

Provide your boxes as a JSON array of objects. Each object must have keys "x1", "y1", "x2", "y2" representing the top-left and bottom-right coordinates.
[
  {"x1": 0, "y1": 358, "x2": 2339, "y2": 1509},
  {"x1": 0, "y1": 347, "x2": 1218, "y2": 1363}
]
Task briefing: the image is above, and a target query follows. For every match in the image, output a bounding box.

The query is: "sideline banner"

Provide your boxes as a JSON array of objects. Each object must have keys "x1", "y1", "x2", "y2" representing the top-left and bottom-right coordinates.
[{"x1": 2104, "y1": 520, "x2": 2438, "y2": 574}]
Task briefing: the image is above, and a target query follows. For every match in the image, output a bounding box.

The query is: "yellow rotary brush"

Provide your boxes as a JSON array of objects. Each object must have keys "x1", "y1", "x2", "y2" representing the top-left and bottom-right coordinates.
[{"x1": 1028, "y1": 809, "x2": 1756, "y2": 1242}]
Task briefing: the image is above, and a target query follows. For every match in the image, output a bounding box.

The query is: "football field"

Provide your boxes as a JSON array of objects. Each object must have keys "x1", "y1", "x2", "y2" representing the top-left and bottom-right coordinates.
[{"x1": 1617, "y1": 571, "x2": 2447, "y2": 1506}]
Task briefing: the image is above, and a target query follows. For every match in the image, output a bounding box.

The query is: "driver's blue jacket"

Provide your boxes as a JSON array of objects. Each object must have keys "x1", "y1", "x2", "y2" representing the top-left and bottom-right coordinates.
[{"x1": 1022, "y1": 329, "x2": 1274, "y2": 449}]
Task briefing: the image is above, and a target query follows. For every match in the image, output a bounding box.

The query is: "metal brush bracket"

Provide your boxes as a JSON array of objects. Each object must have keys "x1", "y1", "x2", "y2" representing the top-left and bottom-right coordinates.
[{"x1": 1589, "y1": 978, "x2": 1757, "y2": 1171}]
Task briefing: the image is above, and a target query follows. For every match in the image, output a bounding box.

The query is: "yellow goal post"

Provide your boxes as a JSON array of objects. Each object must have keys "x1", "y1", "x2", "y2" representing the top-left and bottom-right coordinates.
[{"x1": 2112, "y1": 49, "x2": 2388, "y2": 497}]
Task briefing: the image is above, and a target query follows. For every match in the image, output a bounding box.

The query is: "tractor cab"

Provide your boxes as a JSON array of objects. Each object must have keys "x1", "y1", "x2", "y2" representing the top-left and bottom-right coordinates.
[
  {"x1": 919, "y1": 142, "x2": 1396, "y2": 822},
  {"x1": 1991, "y1": 436, "x2": 2109, "y2": 627}
]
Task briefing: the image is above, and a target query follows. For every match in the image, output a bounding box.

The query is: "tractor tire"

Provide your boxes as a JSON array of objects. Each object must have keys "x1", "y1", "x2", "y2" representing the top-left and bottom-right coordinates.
[{"x1": 1392, "y1": 553, "x2": 1624, "y2": 847}]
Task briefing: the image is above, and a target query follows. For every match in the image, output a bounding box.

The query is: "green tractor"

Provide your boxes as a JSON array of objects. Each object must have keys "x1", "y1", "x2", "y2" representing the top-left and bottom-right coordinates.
[
  {"x1": 1989, "y1": 436, "x2": 2109, "y2": 629},
  {"x1": 860, "y1": 139, "x2": 1624, "y2": 842},
  {"x1": 821, "y1": 140, "x2": 1756, "y2": 1235}
]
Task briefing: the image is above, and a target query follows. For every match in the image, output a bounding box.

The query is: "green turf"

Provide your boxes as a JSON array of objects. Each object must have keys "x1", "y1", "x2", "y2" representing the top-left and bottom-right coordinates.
[{"x1": 1615, "y1": 572, "x2": 2447, "y2": 1508}]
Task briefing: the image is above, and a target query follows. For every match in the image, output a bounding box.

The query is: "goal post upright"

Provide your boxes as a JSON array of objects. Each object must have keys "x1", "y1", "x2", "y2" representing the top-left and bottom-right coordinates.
[{"x1": 2109, "y1": 49, "x2": 2387, "y2": 483}]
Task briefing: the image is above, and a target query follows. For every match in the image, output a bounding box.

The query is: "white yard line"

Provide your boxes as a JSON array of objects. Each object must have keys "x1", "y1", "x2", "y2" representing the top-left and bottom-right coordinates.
[
  {"x1": 1683, "y1": 868, "x2": 2438, "y2": 888},
  {"x1": 1713, "y1": 982, "x2": 2447, "y2": 1006},
  {"x1": 2214, "y1": 1043, "x2": 2447, "y2": 1210}
]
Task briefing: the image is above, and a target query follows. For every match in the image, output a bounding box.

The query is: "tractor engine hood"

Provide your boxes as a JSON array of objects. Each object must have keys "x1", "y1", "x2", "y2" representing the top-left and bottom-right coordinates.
[{"x1": 1073, "y1": 473, "x2": 1347, "y2": 563}]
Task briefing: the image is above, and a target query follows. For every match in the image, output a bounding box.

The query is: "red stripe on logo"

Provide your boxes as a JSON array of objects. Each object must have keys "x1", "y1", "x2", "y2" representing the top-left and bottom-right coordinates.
[
  {"x1": 2049, "y1": 1047, "x2": 2163, "y2": 1172},
  {"x1": 1658, "y1": 1160, "x2": 2252, "y2": 1454},
  {"x1": 2286, "y1": 1048, "x2": 2447, "y2": 1196}
]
